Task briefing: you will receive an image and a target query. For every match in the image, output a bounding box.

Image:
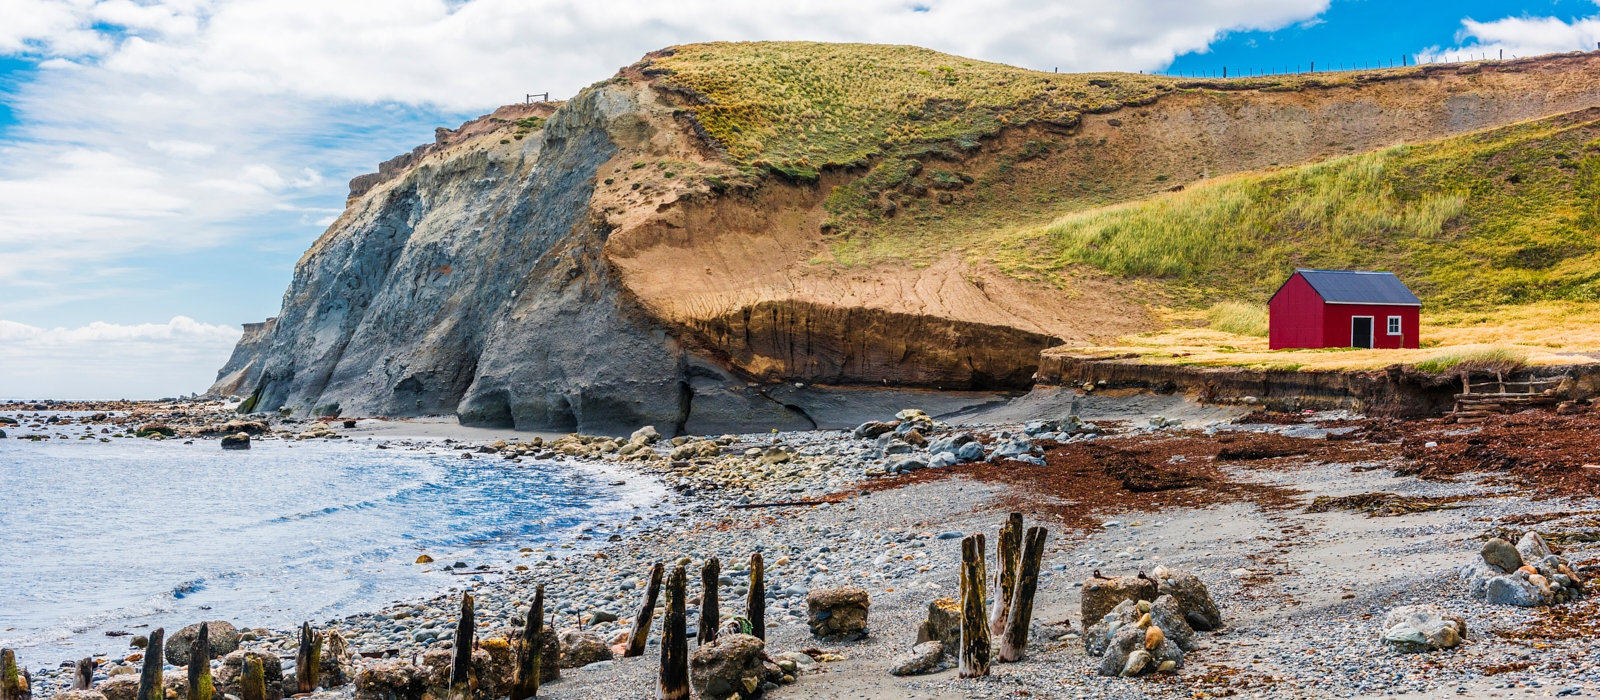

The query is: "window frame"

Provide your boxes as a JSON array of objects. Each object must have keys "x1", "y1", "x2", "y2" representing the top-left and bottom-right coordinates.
[{"x1": 1387, "y1": 315, "x2": 1402, "y2": 336}]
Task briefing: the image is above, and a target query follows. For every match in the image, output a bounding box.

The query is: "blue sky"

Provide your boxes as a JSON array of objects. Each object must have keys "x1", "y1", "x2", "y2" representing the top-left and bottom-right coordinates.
[{"x1": 2, "y1": 0, "x2": 1597, "y2": 398}]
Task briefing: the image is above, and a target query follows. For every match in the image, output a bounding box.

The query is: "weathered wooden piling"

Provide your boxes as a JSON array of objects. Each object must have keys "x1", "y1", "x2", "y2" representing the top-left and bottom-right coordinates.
[
  {"x1": 448, "y1": 592, "x2": 475, "y2": 700},
  {"x1": 188, "y1": 623, "x2": 214, "y2": 700},
  {"x1": 2, "y1": 648, "x2": 23, "y2": 700},
  {"x1": 698, "y1": 558, "x2": 721, "y2": 647},
  {"x1": 136, "y1": 628, "x2": 165, "y2": 700},
  {"x1": 990, "y1": 513, "x2": 1023, "y2": 637},
  {"x1": 295, "y1": 622, "x2": 321, "y2": 694},
  {"x1": 626, "y1": 563, "x2": 665, "y2": 658},
  {"x1": 74, "y1": 658, "x2": 94, "y2": 692},
  {"x1": 999, "y1": 526, "x2": 1049, "y2": 662},
  {"x1": 659, "y1": 565, "x2": 689, "y2": 700},
  {"x1": 958, "y1": 536, "x2": 990, "y2": 678},
  {"x1": 240, "y1": 656, "x2": 266, "y2": 700},
  {"x1": 746, "y1": 552, "x2": 766, "y2": 641},
  {"x1": 510, "y1": 584, "x2": 544, "y2": 700}
]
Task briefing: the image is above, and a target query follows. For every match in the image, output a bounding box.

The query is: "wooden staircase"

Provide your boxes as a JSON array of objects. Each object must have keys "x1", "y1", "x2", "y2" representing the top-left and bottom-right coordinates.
[{"x1": 1448, "y1": 371, "x2": 1567, "y2": 424}]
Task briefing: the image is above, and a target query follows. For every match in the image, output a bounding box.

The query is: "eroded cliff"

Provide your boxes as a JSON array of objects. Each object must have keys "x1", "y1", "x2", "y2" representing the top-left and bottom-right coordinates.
[{"x1": 214, "y1": 43, "x2": 1600, "y2": 433}]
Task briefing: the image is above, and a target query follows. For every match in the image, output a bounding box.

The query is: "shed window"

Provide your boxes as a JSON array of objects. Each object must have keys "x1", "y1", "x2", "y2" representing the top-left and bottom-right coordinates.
[{"x1": 1387, "y1": 316, "x2": 1402, "y2": 336}]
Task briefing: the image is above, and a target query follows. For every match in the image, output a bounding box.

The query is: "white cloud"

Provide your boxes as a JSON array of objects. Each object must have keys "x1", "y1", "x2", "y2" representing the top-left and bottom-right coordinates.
[
  {"x1": 1421, "y1": 6, "x2": 1600, "y2": 62},
  {"x1": 0, "y1": 316, "x2": 242, "y2": 399}
]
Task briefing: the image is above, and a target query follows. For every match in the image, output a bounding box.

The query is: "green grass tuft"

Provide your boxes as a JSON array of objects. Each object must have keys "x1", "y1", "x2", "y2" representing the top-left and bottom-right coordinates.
[
  {"x1": 1207, "y1": 302, "x2": 1269, "y2": 337},
  {"x1": 1412, "y1": 345, "x2": 1529, "y2": 374}
]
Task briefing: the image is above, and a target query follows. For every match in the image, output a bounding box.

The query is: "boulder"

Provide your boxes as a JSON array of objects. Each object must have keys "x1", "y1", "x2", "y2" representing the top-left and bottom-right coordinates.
[
  {"x1": 1096, "y1": 620, "x2": 1183, "y2": 677},
  {"x1": 1081, "y1": 574, "x2": 1157, "y2": 625},
  {"x1": 1380, "y1": 605, "x2": 1467, "y2": 652},
  {"x1": 1084, "y1": 599, "x2": 1140, "y2": 658},
  {"x1": 1517, "y1": 531, "x2": 1554, "y2": 562},
  {"x1": 901, "y1": 429, "x2": 928, "y2": 447},
  {"x1": 352, "y1": 660, "x2": 430, "y2": 700},
  {"x1": 557, "y1": 629, "x2": 613, "y2": 668},
  {"x1": 927, "y1": 452, "x2": 958, "y2": 468},
  {"x1": 95, "y1": 678, "x2": 137, "y2": 700},
  {"x1": 690, "y1": 634, "x2": 766, "y2": 700},
  {"x1": 853, "y1": 421, "x2": 897, "y2": 439},
  {"x1": 136, "y1": 424, "x2": 175, "y2": 437},
  {"x1": 1152, "y1": 566, "x2": 1222, "y2": 631},
  {"x1": 888, "y1": 642, "x2": 944, "y2": 676},
  {"x1": 215, "y1": 651, "x2": 284, "y2": 700},
  {"x1": 220, "y1": 433, "x2": 251, "y2": 450},
  {"x1": 1149, "y1": 595, "x2": 1195, "y2": 651},
  {"x1": 807, "y1": 586, "x2": 870, "y2": 639},
  {"x1": 166, "y1": 621, "x2": 240, "y2": 666},
  {"x1": 1481, "y1": 538, "x2": 1523, "y2": 573},
  {"x1": 887, "y1": 457, "x2": 926, "y2": 474},
  {"x1": 927, "y1": 433, "x2": 976, "y2": 455},
  {"x1": 914, "y1": 598, "x2": 961, "y2": 651},
  {"x1": 1095, "y1": 625, "x2": 1145, "y2": 677},
  {"x1": 956, "y1": 441, "x2": 986, "y2": 463},
  {"x1": 1485, "y1": 572, "x2": 1547, "y2": 607},
  {"x1": 630, "y1": 425, "x2": 660, "y2": 444}
]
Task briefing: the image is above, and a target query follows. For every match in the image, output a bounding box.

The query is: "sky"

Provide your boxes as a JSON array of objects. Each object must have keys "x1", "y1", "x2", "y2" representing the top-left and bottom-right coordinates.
[{"x1": 1, "y1": 0, "x2": 1597, "y2": 400}]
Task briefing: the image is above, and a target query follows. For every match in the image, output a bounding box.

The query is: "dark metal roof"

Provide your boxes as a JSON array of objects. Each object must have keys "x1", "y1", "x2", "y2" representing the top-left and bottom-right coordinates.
[{"x1": 1294, "y1": 269, "x2": 1421, "y2": 306}]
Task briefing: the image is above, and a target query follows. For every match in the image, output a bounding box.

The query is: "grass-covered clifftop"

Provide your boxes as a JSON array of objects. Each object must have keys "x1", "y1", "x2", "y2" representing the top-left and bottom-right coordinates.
[{"x1": 997, "y1": 108, "x2": 1600, "y2": 309}]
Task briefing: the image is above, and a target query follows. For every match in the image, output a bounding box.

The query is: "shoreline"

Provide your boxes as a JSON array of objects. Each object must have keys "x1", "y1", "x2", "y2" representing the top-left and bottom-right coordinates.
[{"x1": 9, "y1": 398, "x2": 1600, "y2": 699}]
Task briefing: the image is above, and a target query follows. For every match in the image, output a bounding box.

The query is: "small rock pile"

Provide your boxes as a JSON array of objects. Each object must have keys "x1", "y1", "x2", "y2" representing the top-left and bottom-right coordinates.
[
  {"x1": 1462, "y1": 532, "x2": 1587, "y2": 607},
  {"x1": 1082, "y1": 567, "x2": 1220, "y2": 678}
]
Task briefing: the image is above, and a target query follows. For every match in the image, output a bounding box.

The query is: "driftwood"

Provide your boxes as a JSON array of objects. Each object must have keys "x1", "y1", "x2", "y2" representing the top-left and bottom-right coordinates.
[
  {"x1": 509, "y1": 584, "x2": 544, "y2": 700},
  {"x1": 74, "y1": 658, "x2": 94, "y2": 692},
  {"x1": 295, "y1": 623, "x2": 321, "y2": 694},
  {"x1": 746, "y1": 553, "x2": 766, "y2": 641},
  {"x1": 698, "y1": 558, "x2": 721, "y2": 646},
  {"x1": 729, "y1": 500, "x2": 829, "y2": 509},
  {"x1": 240, "y1": 657, "x2": 266, "y2": 700},
  {"x1": 187, "y1": 624, "x2": 214, "y2": 700},
  {"x1": 136, "y1": 629, "x2": 165, "y2": 700},
  {"x1": 999, "y1": 526, "x2": 1049, "y2": 662},
  {"x1": 626, "y1": 563, "x2": 665, "y2": 658},
  {"x1": 448, "y1": 593, "x2": 475, "y2": 700},
  {"x1": 659, "y1": 565, "x2": 689, "y2": 700},
  {"x1": 958, "y1": 536, "x2": 990, "y2": 678},
  {"x1": 990, "y1": 513, "x2": 1023, "y2": 637}
]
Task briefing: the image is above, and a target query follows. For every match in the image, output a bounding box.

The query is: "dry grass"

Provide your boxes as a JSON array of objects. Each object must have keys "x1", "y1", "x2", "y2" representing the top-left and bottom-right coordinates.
[{"x1": 1207, "y1": 302, "x2": 1269, "y2": 337}]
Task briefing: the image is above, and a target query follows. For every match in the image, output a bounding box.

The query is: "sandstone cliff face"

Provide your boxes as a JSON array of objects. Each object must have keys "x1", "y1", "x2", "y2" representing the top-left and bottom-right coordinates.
[{"x1": 213, "y1": 47, "x2": 1600, "y2": 433}]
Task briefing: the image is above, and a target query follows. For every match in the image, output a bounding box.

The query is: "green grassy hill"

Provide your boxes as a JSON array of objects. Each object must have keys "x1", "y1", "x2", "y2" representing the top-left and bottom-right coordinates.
[{"x1": 995, "y1": 108, "x2": 1600, "y2": 309}]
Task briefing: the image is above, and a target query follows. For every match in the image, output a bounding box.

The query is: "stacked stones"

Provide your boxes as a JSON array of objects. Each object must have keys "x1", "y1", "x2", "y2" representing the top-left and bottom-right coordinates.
[
  {"x1": 1081, "y1": 567, "x2": 1220, "y2": 678},
  {"x1": 1462, "y1": 532, "x2": 1587, "y2": 607}
]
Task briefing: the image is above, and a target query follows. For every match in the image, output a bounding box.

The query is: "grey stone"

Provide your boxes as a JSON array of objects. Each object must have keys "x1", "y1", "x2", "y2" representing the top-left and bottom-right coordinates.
[
  {"x1": 1485, "y1": 573, "x2": 1546, "y2": 607},
  {"x1": 1481, "y1": 537, "x2": 1523, "y2": 573},
  {"x1": 1150, "y1": 595, "x2": 1195, "y2": 651},
  {"x1": 1380, "y1": 605, "x2": 1467, "y2": 652},
  {"x1": 956, "y1": 441, "x2": 986, "y2": 463},
  {"x1": 888, "y1": 642, "x2": 944, "y2": 676},
  {"x1": 166, "y1": 621, "x2": 241, "y2": 667},
  {"x1": 1517, "y1": 531, "x2": 1554, "y2": 562},
  {"x1": 1152, "y1": 566, "x2": 1222, "y2": 631}
]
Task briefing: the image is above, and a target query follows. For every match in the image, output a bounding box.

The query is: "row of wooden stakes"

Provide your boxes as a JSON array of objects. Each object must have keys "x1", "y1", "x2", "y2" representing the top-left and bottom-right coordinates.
[{"x1": 1, "y1": 514, "x2": 1047, "y2": 700}]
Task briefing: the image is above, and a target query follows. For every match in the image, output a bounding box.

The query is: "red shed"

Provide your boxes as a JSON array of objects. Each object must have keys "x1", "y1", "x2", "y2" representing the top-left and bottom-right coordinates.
[{"x1": 1268, "y1": 269, "x2": 1421, "y2": 350}]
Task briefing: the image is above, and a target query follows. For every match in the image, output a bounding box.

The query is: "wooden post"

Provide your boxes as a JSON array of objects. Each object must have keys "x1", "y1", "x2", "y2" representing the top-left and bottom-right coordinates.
[
  {"x1": 698, "y1": 558, "x2": 720, "y2": 647},
  {"x1": 74, "y1": 659, "x2": 94, "y2": 691},
  {"x1": 990, "y1": 513, "x2": 1023, "y2": 637},
  {"x1": 746, "y1": 553, "x2": 765, "y2": 641},
  {"x1": 2, "y1": 649, "x2": 21, "y2": 700},
  {"x1": 136, "y1": 628, "x2": 165, "y2": 700},
  {"x1": 958, "y1": 536, "x2": 990, "y2": 678},
  {"x1": 240, "y1": 657, "x2": 265, "y2": 700},
  {"x1": 626, "y1": 563, "x2": 665, "y2": 658},
  {"x1": 510, "y1": 584, "x2": 543, "y2": 700},
  {"x1": 295, "y1": 622, "x2": 321, "y2": 694},
  {"x1": 188, "y1": 624, "x2": 214, "y2": 700},
  {"x1": 999, "y1": 526, "x2": 1049, "y2": 662},
  {"x1": 448, "y1": 592, "x2": 475, "y2": 700},
  {"x1": 658, "y1": 565, "x2": 689, "y2": 700}
]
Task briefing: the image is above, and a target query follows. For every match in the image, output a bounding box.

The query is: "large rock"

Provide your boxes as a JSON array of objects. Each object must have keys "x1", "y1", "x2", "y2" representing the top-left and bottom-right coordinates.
[
  {"x1": 215, "y1": 650, "x2": 283, "y2": 700},
  {"x1": 853, "y1": 421, "x2": 897, "y2": 439},
  {"x1": 1096, "y1": 621, "x2": 1184, "y2": 677},
  {"x1": 630, "y1": 425, "x2": 660, "y2": 444},
  {"x1": 1084, "y1": 599, "x2": 1140, "y2": 658},
  {"x1": 556, "y1": 628, "x2": 613, "y2": 668},
  {"x1": 352, "y1": 660, "x2": 430, "y2": 700},
  {"x1": 1149, "y1": 595, "x2": 1196, "y2": 652},
  {"x1": 1380, "y1": 605, "x2": 1467, "y2": 652},
  {"x1": 690, "y1": 634, "x2": 766, "y2": 700},
  {"x1": 95, "y1": 678, "x2": 137, "y2": 700},
  {"x1": 220, "y1": 433, "x2": 251, "y2": 450},
  {"x1": 913, "y1": 598, "x2": 960, "y2": 651},
  {"x1": 1517, "y1": 531, "x2": 1554, "y2": 562},
  {"x1": 888, "y1": 642, "x2": 944, "y2": 676},
  {"x1": 1481, "y1": 537, "x2": 1523, "y2": 573},
  {"x1": 166, "y1": 621, "x2": 240, "y2": 667},
  {"x1": 1485, "y1": 571, "x2": 1547, "y2": 607},
  {"x1": 1081, "y1": 574, "x2": 1157, "y2": 625},
  {"x1": 1151, "y1": 566, "x2": 1222, "y2": 631},
  {"x1": 806, "y1": 586, "x2": 870, "y2": 639}
]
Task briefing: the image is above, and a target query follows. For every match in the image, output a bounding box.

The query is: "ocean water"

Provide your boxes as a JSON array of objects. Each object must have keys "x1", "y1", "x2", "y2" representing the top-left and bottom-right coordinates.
[{"x1": 0, "y1": 416, "x2": 661, "y2": 665}]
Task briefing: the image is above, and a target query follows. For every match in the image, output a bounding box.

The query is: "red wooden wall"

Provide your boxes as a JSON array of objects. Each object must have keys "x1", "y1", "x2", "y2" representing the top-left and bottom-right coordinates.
[
  {"x1": 1321, "y1": 304, "x2": 1420, "y2": 349},
  {"x1": 1268, "y1": 273, "x2": 1323, "y2": 349}
]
